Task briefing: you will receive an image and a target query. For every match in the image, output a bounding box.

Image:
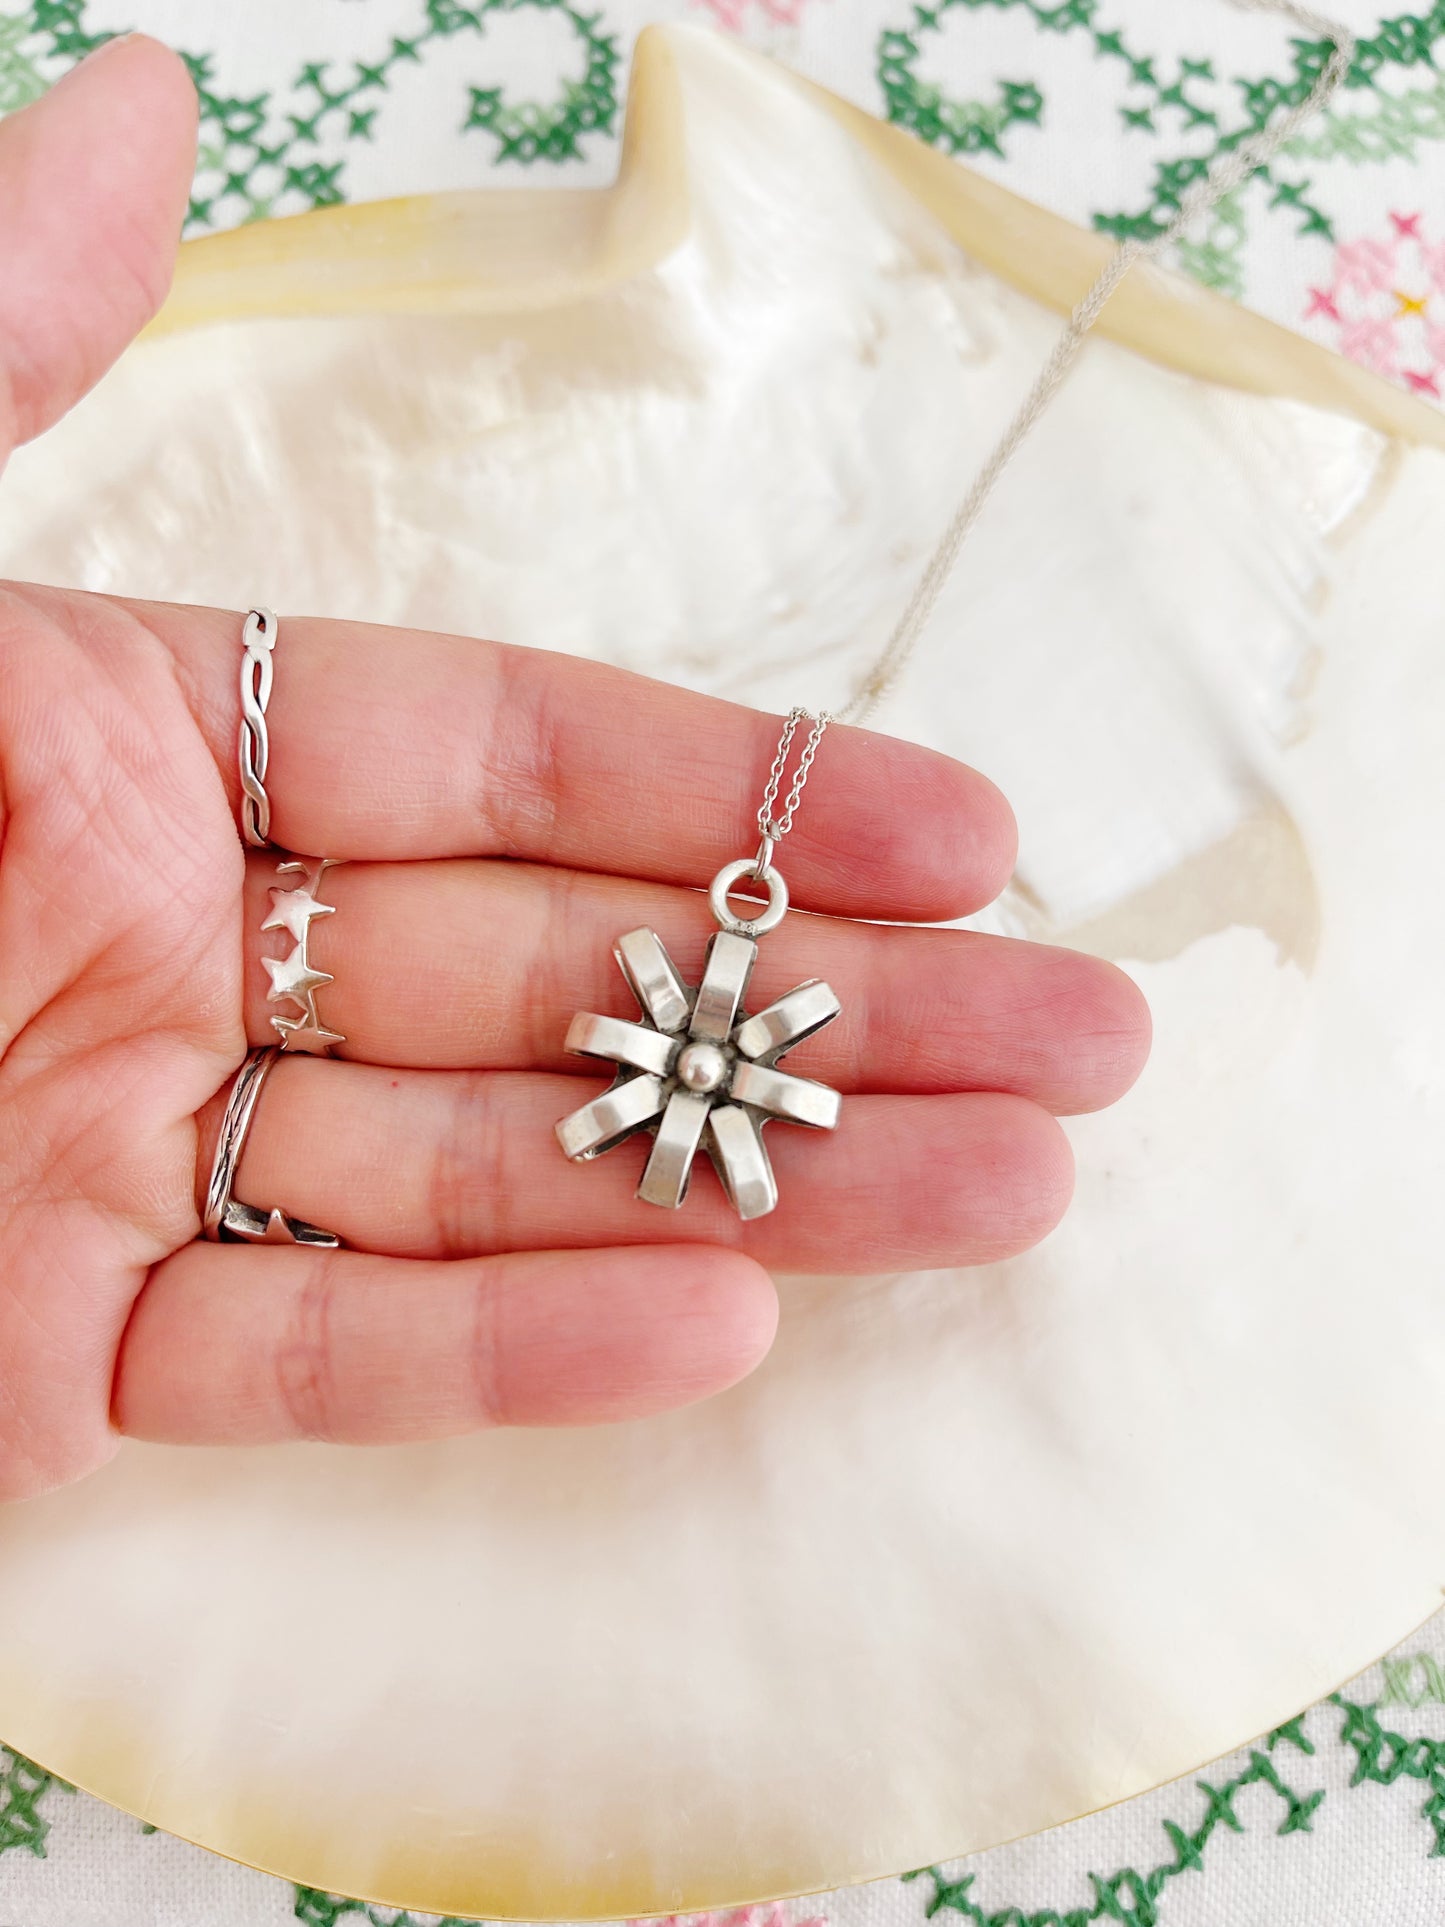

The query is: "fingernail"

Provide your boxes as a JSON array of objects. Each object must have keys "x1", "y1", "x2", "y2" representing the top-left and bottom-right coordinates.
[
  {"x1": 57, "y1": 32, "x2": 140, "y2": 80},
  {"x1": 42, "y1": 32, "x2": 135, "y2": 95}
]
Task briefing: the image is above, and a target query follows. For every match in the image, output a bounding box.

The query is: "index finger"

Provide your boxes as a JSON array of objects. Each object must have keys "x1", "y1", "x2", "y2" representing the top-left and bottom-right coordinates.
[{"x1": 117, "y1": 593, "x2": 1017, "y2": 920}]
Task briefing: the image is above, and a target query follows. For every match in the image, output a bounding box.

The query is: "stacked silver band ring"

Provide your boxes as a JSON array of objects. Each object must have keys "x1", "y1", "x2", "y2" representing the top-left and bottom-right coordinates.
[
  {"x1": 207, "y1": 609, "x2": 345, "y2": 1248},
  {"x1": 204, "y1": 1048, "x2": 339, "y2": 1246}
]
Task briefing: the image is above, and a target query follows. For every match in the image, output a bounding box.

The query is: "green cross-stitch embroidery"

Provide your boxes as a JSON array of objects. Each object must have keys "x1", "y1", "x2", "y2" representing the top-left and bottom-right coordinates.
[
  {"x1": 0, "y1": 10, "x2": 45, "y2": 109},
  {"x1": 1286, "y1": 70, "x2": 1445, "y2": 167},
  {"x1": 2, "y1": 0, "x2": 1444, "y2": 256},
  {"x1": 901, "y1": 1717, "x2": 1326, "y2": 1927},
  {"x1": 293, "y1": 1888, "x2": 479, "y2": 1927},
  {"x1": 872, "y1": 0, "x2": 1445, "y2": 287},
  {"x1": 1215, "y1": 12, "x2": 1445, "y2": 183},
  {"x1": 464, "y1": 4, "x2": 619, "y2": 162},
  {"x1": 1379, "y1": 1652, "x2": 1445, "y2": 1708},
  {"x1": 879, "y1": 8, "x2": 1052, "y2": 158},
  {"x1": 0, "y1": 1745, "x2": 73, "y2": 1859},
  {"x1": 1172, "y1": 186, "x2": 1247, "y2": 297},
  {"x1": 894, "y1": 1685, "x2": 1445, "y2": 1926},
  {"x1": 0, "y1": 0, "x2": 622, "y2": 231},
  {"x1": 1332, "y1": 1692, "x2": 1445, "y2": 1856}
]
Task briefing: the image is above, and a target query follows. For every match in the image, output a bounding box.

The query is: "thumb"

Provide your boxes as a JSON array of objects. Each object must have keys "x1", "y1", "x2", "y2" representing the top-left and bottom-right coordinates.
[{"x1": 0, "y1": 34, "x2": 197, "y2": 457}]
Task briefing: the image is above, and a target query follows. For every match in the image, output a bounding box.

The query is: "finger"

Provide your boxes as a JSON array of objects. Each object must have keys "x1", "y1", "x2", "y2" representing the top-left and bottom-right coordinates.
[
  {"x1": 113, "y1": 1242, "x2": 779, "y2": 1446},
  {"x1": 116, "y1": 594, "x2": 1017, "y2": 920},
  {"x1": 243, "y1": 856, "x2": 1150, "y2": 1113},
  {"x1": 0, "y1": 36, "x2": 196, "y2": 455},
  {"x1": 215, "y1": 1058, "x2": 1075, "y2": 1273}
]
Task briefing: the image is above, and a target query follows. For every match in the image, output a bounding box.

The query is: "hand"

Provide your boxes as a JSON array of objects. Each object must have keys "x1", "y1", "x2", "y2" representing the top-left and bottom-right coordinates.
[{"x1": 0, "y1": 37, "x2": 1150, "y2": 1502}]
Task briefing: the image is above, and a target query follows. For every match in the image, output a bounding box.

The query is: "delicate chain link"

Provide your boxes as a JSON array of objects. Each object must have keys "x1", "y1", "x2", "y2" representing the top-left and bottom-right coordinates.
[
  {"x1": 834, "y1": 0, "x2": 1357, "y2": 728},
  {"x1": 736, "y1": 0, "x2": 1354, "y2": 875},
  {"x1": 239, "y1": 606, "x2": 277, "y2": 848},
  {"x1": 757, "y1": 706, "x2": 832, "y2": 842}
]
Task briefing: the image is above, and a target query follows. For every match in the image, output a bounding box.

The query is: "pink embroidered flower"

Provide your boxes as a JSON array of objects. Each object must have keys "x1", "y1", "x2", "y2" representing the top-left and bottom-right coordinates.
[
  {"x1": 1306, "y1": 212, "x2": 1445, "y2": 403},
  {"x1": 1336, "y1": 314, "x2": 1399, "y2": 379},
  {"x1": 693, "y1": 0, "x2": 821, "y2": 28},
  {"x1": 637, "y1": 1908, "x2": 828, "y2": 1927},
  {"x1": 1331, "y1": 236, "x2": 1398, "y2": 299}
]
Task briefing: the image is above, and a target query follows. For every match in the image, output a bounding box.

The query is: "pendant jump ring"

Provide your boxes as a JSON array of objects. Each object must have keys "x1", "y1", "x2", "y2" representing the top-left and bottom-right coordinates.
[{"x1": 709, "y1": 858, "x2": 789, "y2": 938}]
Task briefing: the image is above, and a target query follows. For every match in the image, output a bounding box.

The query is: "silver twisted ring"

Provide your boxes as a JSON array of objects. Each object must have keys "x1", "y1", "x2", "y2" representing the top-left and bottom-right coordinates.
[
  {"x1": 239, "y1": 607, "x2": 276, "y2": 849},
  {"x1": 203, "y1": 1048, "x2": 341, "y2": 1247}
]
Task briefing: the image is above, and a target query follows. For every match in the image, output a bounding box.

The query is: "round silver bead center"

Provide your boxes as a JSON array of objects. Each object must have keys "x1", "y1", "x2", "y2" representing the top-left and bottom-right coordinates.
[{"x1": 675, "y1": 1041, "x2": 730, "y2": 1094}]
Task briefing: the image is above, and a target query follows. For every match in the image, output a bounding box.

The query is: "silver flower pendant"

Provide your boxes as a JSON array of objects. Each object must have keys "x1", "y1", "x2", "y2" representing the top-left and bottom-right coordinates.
[{"x1": 556, "y1": 927, "x2": 841, "y2": 1219}]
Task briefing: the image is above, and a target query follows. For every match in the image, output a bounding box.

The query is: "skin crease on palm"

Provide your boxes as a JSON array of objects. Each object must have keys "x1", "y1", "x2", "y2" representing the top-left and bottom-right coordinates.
[{"x1": 0, "y1": 35, "x2": 1151, "y2": 1504}]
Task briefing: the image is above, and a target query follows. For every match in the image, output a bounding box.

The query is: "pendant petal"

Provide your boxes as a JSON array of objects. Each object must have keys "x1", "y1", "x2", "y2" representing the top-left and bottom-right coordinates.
[
  {"x1": 689, "y1": 931, "x2": 757, "y2": 1043},
  {"x1": 565, "y1": 1012, "x2": 677, "y2": 1078},
  {"x1": 733, "y1": 980, "x2": 842, "y2": 1063},
  {"x1": 615, "y1": 928, "x2": 692, "y2": 1033},
  {"x1": 637, "y1": 1088, "x2": 712, "y2": 1208},
  {"x1": 707, "y1": 1104, "x2": 778, "y2": 1220},
  {"x1": 730, "y1": 1061, "x2": 841, "y2": 1131},
  {"x1": 556, "y1": 1075, "x2": 667, "y2": 1161}
]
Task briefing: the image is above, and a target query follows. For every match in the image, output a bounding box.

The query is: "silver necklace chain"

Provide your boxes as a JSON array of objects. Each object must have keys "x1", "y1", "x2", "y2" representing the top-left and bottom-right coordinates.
[
  {"x1": 757, "y1": 706, "x2": 831, "y2": 842},
  {"x1": 749, "y1": 0, "x2": 1355, "y2": 869},
  {"x1": 833, "y1": 0, "x2": 1357, "y2": 731},
  {"x1": 750, "y1": 0, "x2": 1358, "y2": 839},
  {"x1": 617, "y1": 0, "x2": 1359, "y2": 1208}
]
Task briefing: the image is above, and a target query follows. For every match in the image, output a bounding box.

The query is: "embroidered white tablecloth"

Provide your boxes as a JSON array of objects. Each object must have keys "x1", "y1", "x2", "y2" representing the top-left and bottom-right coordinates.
[{"x1": 2, "y1": 1, "x2": 1443, "y2": 1922}]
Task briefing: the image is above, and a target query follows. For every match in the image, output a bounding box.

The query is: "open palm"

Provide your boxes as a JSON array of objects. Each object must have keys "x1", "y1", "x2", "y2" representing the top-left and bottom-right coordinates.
[{"x1": 0, "y1": 38, "x2": 1149, "y2": 1503}]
